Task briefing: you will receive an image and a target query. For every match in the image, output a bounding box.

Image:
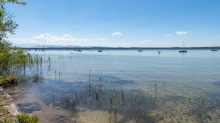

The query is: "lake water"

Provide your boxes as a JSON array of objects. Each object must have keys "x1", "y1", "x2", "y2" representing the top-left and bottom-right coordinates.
[{"x1": 6, "y1": 50, "x2": 220, "y2": 123}]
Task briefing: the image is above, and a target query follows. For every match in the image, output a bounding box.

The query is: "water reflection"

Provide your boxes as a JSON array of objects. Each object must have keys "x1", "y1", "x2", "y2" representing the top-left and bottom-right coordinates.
[{"x1": 5, "y1": 50, "x2": 220, "y2": 123}]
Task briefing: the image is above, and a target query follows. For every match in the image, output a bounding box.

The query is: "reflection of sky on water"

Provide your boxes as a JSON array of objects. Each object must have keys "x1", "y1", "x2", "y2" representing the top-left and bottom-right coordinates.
[
  {"x1": 9, "y1": 50, "x2": 220, "y2": 122},
  {"x1": 26, "y1": 50, "x2": 220, "y2": 97},
  {"x1": 30, "y1": 49, "x2": 220, "y2": 58}
]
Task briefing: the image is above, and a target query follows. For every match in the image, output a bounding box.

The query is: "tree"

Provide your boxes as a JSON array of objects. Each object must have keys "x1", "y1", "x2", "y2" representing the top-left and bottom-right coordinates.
[
  {"x1": 0, "y1": 0, "x2": 26, "y2": 18},
  {"x1": 0, "y1": 0, "x2": 27, "y2": 75},
  {"x1": 0, "y1": 0, "x2": 26, "y2": 40},
  {"x1": 0, "y1": 0, "x2": 26, "y2": 17},
  {"x1": 0, "y1": 40, "x2": 29, "y2": 74}
]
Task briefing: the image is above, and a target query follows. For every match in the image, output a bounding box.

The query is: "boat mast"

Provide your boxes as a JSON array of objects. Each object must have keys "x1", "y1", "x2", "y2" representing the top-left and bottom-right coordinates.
[{"x1": 183, "y1": 40, "x2": 185, "y2": 50}]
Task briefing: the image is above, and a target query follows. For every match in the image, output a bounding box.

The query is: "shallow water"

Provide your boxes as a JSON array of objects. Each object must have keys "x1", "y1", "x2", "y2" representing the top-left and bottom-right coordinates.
[{"x1": 5, "y1": 50, "x2": 220, "y2": 123}]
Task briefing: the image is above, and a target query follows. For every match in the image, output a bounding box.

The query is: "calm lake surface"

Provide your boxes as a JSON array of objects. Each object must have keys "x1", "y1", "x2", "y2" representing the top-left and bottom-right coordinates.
[{"x1": 6, "y1": 50, "x2": 220, "y2": 123}]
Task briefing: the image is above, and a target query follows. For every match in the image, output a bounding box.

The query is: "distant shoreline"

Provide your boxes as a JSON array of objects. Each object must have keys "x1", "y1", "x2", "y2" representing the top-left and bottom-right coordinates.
[{"x1": 22, "y1": 46, "x2": 220, "y2": 51}]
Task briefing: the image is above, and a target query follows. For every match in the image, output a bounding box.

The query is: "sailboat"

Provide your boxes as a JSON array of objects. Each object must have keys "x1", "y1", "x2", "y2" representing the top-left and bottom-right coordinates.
[
  {"x1": 97, "y1": 44, "x2": 102, "y2": 52},
  {"x1": 42, "y1": 45, "x2": 45, "y2": 51},
  {"x1": 179, "y1": 41, "x2": 187, "y2": 53},
  {"x1": 211, "y1": 43, "x2": 218, "y2": 51},
  {"x1": 158, "y1": 49, "x2": 161, "y2": 54},
  {"x1": 78, "y1": 49, "x2": 82, "y2": 52},
  {"x1": 138, "y1": 45, "x2": 143, "y2": 52}
]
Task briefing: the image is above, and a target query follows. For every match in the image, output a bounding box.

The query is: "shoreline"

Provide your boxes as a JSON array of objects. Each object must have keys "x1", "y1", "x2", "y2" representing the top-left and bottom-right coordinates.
[
  {"x1": 23, "y1": 46, "x2": 220, "y2": 51},
  {"x1": 0, "y1": 86, "x2": 19, "y2": 122}
]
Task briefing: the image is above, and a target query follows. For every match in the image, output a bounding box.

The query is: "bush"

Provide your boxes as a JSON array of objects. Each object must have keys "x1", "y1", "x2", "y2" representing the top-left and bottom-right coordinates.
[
  {"x1": 0, "y1": 75, "x2": 18, "y2": 86},
  {"x1": 6, "y1": 113, "x2": 39, "y2": 123},
  {"x1": 0, "y1": 40, "x2": 29, "y2": 75}
]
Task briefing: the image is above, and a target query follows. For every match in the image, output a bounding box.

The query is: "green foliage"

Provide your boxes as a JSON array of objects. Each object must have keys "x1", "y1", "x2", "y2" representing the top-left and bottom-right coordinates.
[
  {"x1": 16, "y1": 113, "x2": 38, "y2": 123},
  {"x1": 0, "y1": 0, "x2": 28, "y2": 75},
  {"x1": 6, "y1": 113, "x2": 38, "y2": 123},
  {"x1": 0, "y1": 40, "x2": 29, "y2": 74},
  {"x1": 0, "y1": 75, "x2": 17, "y2": 85},
  {"x1": 0, "y1": 0, "x2": 26, "y2": 39},
  {"x1": 2, "y1": 0, "x2": 26, "y2": 5},
  {"x1": 0, "y1": 0, "x2": 26, "y2": 15}
]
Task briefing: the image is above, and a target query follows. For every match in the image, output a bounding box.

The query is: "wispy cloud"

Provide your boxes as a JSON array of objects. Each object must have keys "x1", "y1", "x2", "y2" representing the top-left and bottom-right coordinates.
[
  {"x1": 142, "y1": 40, "x2": 151, "y2": 43},
  {"x1": 176, "y1": 31, "x2": 187, "y2": 35},
  {"x1": 9, "y1": 38, "x2": 37, "y2": 44},
  {"x1": 94, "y1": 38, "x2": 106, "y2": 41},
  {"x1": 112, "y1": 32, "x2": 122, "y2": 36},
  {"x1": 165, "y1": 34, "x2": 171, "y2": 37},
  {"x1": 9, "y1": 33, "x2": 100, "y2": 46},
  {"x1": 33, "y1": 34, "x2": 75, "y2": 42},
  {"x1": 215, "y1": 34, "x2": 220, "y2": 37}
]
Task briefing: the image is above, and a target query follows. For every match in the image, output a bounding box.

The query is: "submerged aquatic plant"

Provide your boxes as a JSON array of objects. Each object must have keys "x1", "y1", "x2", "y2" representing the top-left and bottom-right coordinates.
[
  {"x1": 152, "y1": 83, "x2": 158, "y2": 108},
  {"x1": 88, "y1": 69, "x2": 92, "y2": 96},
  {"x1": 109, "y1": 96, "x2": 119, "y2": 123},
  {"x1": 121, "y1": 90, "x2": 125, "y2": 103}
]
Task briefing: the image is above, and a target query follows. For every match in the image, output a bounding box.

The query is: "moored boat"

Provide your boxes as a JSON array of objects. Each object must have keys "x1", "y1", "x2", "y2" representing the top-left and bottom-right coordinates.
[{"x1": 179, "y1": 41, "x2": 187, "y2": 53}]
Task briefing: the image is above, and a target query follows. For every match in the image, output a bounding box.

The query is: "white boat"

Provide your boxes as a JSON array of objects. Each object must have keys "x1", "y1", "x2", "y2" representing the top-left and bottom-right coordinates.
[
  {"x1": 138, "y1": 49, "x2": 143, "y2": 52},
  {"x1": 211, "y1": 49, "x2": 218, "y2": 51},
  {"x1": 138, "y1": 45, "x2": 143, "y2": 52},
  {"x1": 158, "y1": 49, "x2": 161, "y2": 54},
  {"x1": 97, "y1": 44, "x2": 102, "y2": 52},
  {"x1": 211, "y1": 43, "x2": 218, "y2": 51},
  {"x1": 78, "y1": 49, "x2": 81, "y2": 52},
  {"x1": 179, "y1": 41, "x2": 187, "y2": 53},
  {"x1": 42, "y1": 45, "x2": 45, "y2": 51}
]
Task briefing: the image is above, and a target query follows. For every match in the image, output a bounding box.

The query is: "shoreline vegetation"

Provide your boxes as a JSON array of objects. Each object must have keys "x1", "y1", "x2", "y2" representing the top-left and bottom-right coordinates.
[
  {"x1": 1, "y1": 86, "x2": 38, "y2": 123},
  {"x1": 0, "y1": 88, "x2": 38, "y2": 123},
  {"x1": 0, "y1": 54, "x2": 40, "y2": 122},
  {"x1": 0, "y1": 49, "x2": 40, "y2": 122},
  {"x1": 0, "y1": 0, "x2": 40, "y2": 122},
  {"x1": 0, "y1": 75, "x2": 18, "y2": 86}
]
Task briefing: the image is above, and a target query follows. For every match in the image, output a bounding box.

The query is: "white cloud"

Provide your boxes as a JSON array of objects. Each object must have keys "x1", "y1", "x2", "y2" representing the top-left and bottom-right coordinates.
[
  {"x1": 9, "y1": 38, "x2": 37, "y2": 44},
  {"x1": 142, "y1": 40, "x2": 151, "y2": 43},
  {"x1": 112, "y1": 32, "x2": 122, "y2": 36},
  {"x1": 176, "y1": 31, "x2": 187, "y2": 35},
  {"x1": 215, "y1": 35, "x2": 220, "y2": 37},
  {"x1": 94, "y1": 38, "x2": 106, "y2": 41},
  {"x1": 33, "y1": 33, "x2": 75, "y2": 42},
  {"x1": 165, "y1": 34, "x2": 171, "y2": 37},
  {"x1": 9, "y1": 33, "x2": 99, "y2": 46}
]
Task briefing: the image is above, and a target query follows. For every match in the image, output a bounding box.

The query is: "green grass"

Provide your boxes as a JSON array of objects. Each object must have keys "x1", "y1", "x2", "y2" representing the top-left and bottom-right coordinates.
[
  {"x1": 0, "y1": 75, "x2": 18, "y2": 85},
  {"x1": 6, "y1": 113, "x2": 39, "y2": 123},
  {"x1": 0, "y1": 76, "x2": 4, "y2": 83}
]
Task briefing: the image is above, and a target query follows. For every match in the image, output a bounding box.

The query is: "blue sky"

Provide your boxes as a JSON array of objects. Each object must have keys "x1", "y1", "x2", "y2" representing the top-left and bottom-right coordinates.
[{"x1": 5, "y1": 0, "x2": 220, "y2": 47}]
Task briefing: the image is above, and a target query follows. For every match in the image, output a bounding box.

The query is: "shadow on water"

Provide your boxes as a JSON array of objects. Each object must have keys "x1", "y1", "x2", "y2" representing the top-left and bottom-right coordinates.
[
  {"x1": 92, "y1": 74, "x2": 136, "y2": 85},
  {"x1": 213, "y1": 81, "x2": 220, "y2": 86},
  {"x1": 17, "y1": 103, "x2": 41, "y2": 113}
]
